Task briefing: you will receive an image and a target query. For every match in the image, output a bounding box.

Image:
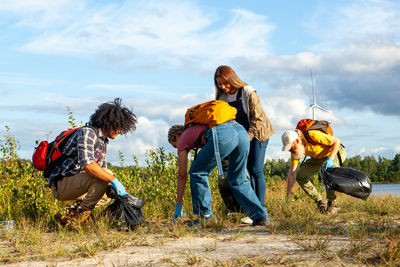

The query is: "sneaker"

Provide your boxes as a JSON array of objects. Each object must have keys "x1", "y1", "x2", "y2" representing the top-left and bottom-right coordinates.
[
  {"x1": 252, "y1": 216, "x2": 271, "y2": 226},
  {"x1": 240, "y1": 216, "x2": 253, "y2": 225},
  {"x1": 317, "y1": 199, "x2": 328, "y2": 213},
  {"x1": 187, "y1": 213, "x2": 216, "y2": 227},
  {"x1": 327, "y1": 201, "x2": 340, "y2": 215}
]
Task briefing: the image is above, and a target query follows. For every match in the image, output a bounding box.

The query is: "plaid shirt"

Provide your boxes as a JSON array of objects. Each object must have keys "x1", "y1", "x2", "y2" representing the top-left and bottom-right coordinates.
[{"x1": 48, "y1": 126, "x2": 108, "y2": 186}]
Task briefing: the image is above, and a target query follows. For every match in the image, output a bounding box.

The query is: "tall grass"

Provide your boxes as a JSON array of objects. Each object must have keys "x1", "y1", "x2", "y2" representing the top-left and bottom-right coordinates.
[{"x1": 1, "y1": 126, "x2": 400, "y2": 265}]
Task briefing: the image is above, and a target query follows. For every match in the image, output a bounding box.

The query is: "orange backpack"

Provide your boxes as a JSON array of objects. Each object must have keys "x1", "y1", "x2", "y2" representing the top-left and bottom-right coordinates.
[
  {"x1": 296, "y1": 119, "x2": 333, "y2": 146},
  {"x1": 184, "y1": 100, "x2": 237, "y2": 128}
]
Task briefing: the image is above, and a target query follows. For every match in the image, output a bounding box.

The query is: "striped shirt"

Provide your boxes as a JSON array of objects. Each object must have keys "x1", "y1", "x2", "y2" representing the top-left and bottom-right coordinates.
[{"x1": 48, "y1": 126, "x2": 108, "y2": 186}]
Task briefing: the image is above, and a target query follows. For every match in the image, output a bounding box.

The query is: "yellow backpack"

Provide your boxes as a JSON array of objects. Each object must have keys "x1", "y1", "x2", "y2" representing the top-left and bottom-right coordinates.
[{"x1": 184, "y1": 100, "x2": 237, "y2": 128}]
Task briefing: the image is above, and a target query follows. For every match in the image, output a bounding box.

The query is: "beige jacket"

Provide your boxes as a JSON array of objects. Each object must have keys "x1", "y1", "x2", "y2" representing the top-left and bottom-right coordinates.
[{"x1": 217, "y1": 85, "x2": 275, "y2": 142}]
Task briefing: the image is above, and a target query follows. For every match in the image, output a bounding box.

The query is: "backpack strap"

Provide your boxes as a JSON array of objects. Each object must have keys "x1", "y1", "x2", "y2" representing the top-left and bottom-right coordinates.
[
  {"x1": 211, "y1": 127, "x2": 224, "y2": 179},
  {"x1": 193, "y1": 126, "x2": 208, "y2": 159},
  {"x1": 236, "y1": 87, "x2": 243, "y2": 101},
  {"x1": 302, "y1": 130, "x2": 319, "y2": 146},
  {"x1": 47, "y1": 125, "x2": 101, "y2": 176}
]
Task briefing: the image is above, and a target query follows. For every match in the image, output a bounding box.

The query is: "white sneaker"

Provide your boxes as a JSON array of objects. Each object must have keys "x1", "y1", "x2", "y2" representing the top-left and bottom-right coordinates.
[{"x1": 240, "y1": 216, "x2": 253, "y2": 224}]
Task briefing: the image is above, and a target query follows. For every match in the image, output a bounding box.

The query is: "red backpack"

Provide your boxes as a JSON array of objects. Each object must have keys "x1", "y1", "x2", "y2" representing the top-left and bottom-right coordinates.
[
  {"x1": 296, "y1": 119, "x2": 333, "y2": 146},
  {"x1": 32, "y1": 125, "x2": 101, "y2": 178}
]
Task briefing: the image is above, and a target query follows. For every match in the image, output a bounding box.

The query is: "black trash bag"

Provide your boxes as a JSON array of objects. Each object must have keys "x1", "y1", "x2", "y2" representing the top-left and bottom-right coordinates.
[
  {"x1": 318, "y1": 166, "x2": 372, "y2": 200},
  {"x1": 218, "y1": 180, "x2": 242, "y2": 212},
  {"x1": 103, "y1": 186, "x2": 146, "y2": 230}
]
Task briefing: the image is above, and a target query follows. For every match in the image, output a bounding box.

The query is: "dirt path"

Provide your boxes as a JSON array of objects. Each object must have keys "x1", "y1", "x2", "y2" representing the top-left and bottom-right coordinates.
[{"x1": 3, "y1": 227, "x2": 355, "y2": 267}]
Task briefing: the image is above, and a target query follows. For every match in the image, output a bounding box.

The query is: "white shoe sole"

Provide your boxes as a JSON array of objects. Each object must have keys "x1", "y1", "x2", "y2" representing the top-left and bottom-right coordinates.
[{"x1": 240, "y1": 217, "x2": 253, "y2": 224}]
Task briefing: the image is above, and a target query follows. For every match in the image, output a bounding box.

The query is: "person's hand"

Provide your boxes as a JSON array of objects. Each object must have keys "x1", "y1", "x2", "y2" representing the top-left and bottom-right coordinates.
[
  {"x1": 325, "y1": 158, "x2": 334, "y2": 170},
  {"x1": 171, "y1": 203, "x2": 183, "y2": 222},
  {"x1": 111, "y1": 178, "x2": 127, "y2": 197}
]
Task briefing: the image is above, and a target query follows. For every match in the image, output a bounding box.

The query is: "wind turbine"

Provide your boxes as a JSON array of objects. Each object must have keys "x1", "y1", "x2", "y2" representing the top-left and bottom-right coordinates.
[{"x1": 308, "y1": 68, "x2": 328, "y2": 120}]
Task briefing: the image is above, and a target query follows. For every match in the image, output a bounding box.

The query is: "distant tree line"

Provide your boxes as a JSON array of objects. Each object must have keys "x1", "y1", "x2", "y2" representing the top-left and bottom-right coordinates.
[{"x1": 264, "y1": 153, "x2": 400, "y2": 183}]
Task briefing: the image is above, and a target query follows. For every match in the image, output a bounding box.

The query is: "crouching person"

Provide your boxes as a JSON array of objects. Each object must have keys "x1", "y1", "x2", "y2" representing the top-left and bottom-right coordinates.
[
  {"x1": 281, "y1": 129, "x2": 346, "y2": 214},
  {"x1": 168, "y1": 121, "x2": 270, "y2": 226},
  {"x1": 49, "y1": 98, "x2": 137, "y2": 227}
]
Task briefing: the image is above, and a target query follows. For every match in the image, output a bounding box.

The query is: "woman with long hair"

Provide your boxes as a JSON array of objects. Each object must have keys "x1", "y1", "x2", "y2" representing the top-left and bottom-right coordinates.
[{"x1": 214, "y1": 65, "x2": 275, "y2": 223}]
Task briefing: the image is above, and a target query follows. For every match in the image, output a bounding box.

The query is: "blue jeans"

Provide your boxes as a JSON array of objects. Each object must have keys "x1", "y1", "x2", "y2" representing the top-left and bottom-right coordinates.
[
  {"x1": 189, "y1": 121, "x2": 268, "y2": 221},
  {"x1": 247, "y1": 138, "x2": 268, "y2": 206}
]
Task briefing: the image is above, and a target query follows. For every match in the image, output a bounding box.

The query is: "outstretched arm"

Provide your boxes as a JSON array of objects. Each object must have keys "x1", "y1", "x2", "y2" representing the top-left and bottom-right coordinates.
[
  {"x1": 328, "y1": 136, "x2": 341, "y2": 159},
  {"x1": 324, "y1": 136, "x2": 341, "y2": 169},
  {"x1": 176, "y1": 150, "x2": 189, "y2": 205},
  {"x1": 286, "y1": 163, "x2": 298, "y2": 198}
]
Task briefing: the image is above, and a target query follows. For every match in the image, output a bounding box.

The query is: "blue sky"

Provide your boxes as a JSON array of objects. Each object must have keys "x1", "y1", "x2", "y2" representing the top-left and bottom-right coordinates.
[{"x1": 1, "y1": 0, "x2": 399, "y2": 165}]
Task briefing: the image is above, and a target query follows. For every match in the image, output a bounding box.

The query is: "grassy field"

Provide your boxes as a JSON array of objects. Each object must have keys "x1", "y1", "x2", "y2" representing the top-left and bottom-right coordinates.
[{"x1": 1, "y1": 128, "x2": 400, "y2": 266}]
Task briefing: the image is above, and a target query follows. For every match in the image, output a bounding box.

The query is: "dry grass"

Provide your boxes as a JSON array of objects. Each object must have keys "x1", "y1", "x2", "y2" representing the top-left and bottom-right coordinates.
[{"x1": 1, "y1": 180, "x2": 400, "y2": 266}]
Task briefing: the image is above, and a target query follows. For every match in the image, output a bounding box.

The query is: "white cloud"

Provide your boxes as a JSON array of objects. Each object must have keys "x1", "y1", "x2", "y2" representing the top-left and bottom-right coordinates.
[
  {"x1": 306, "y1": 0, "x2": 400, "y2": 51},
  {"x1": 18, "y1": 1, "x2": 273, "y2": 70},
  {"x1": 86, "y1": 83, "x2": 173, "y2": 97},
  {"x1": 394, "y1": 145, "x2": 400, "y2": 153},
  {"x1": 371, "y1": 147, "x2": 386, "y2": 154},
  {"x1": 105, "y1": 116, "x2": 171, "y2": 165},
  {"x1": 0, "y1": 0, "x2": 86, "y2": 29},
  {"x1": 0, "y1": 72, "x2": 50, "y2": 87}
]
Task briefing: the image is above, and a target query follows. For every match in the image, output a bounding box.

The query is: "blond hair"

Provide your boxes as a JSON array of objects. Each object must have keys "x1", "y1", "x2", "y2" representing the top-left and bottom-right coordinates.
[
  {"x1": 168, "y1": 124, "x2": 185, "y2": 144},
  {"x1": 214, "y1": 65, "x2": 248, "y2": 98},
  {"x1": 295, "y1": 129, "x2": 303, "y2": 139}
]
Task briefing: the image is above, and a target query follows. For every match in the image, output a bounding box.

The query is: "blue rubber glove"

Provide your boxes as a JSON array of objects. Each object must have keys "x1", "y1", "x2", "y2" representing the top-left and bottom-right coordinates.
[
  {"x1": 111, "y1": 178, "x2": 127, "y2": 197},
  {"x1": 171, "y1": 203, "x2": 183, "y2": 222},
  {"x1": 325, "y1": 158, "x2": 334, "y2": 170}
]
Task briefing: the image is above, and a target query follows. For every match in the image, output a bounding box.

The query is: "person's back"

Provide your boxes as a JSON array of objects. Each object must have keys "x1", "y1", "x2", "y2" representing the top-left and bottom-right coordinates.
[
  {"x1": 168, "y1": 119, "x2": 271, "y2": 226},
  {"x1": 48, "y1": 126, "x2": 107, "y2": 187},
  {"x1": 292, "y1": 130, "x2": 336, "y2": 163},
  {"x1": 282, "y1": 128, "x2": 346, "y2": 214}
]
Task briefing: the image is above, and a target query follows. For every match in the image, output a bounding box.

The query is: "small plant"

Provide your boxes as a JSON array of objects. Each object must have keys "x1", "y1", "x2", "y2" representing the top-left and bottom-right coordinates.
[
  {"x1": 293, "y1": 235, "x2": 331, "y2": 252},
  {"x1": 204, "y1": 241, "x2": 217, "y2": 252},
  {"x1": 184, "y1": 248, "x2": 202, "y2": 265},
  {"x1": 380, "y1": 237, "x2": 400, "y2": 266}
]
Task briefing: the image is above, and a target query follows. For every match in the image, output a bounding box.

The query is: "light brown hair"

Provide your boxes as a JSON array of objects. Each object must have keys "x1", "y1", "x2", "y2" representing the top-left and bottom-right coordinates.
[{"x1": 214, "y1": 65, "x2": 248, "y2": 98}]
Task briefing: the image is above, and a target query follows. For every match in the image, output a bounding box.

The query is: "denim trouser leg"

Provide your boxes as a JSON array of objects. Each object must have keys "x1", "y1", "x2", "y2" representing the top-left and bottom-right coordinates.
[
  {"x1": 227, "y1": 124, "x2": 267, "y2": 221},
  {"x1": 190, "y1": 121, "x2": 267, "y2": 221},
  {"x1": 189, "y1": 123, "x2": 237, "y2": 216},
  {"x1": 247, "y1": 138, "x2": 268, "y2": 206},
  {"x1": 189, "y1": 141, "x2": 216, "y2": 216}
]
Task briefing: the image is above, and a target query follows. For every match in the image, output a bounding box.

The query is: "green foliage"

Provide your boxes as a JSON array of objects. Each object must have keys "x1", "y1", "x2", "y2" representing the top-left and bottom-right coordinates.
[
  {"x1": 1, "y1": 121, "x2": 400, "y2": 225},
  {"x1": 66, "y1": 106, "x2": 83, "y2": 128},
  {"x1": 0, "y1": 126, "x2": 59, "y2": 221},
  {"x1": 0, "y1": 124, "x2": 223, "y2": 223},
  {"x1": 264, "y1": 158, "x2": 290, "y2": 181},
  {"x1": 110, "y1": 148, "x2": 182, "y2": 219},
  {"x1": 264, "y1": 154, "x2": 400, "y2": 183},
  {"x1": 344, "y1": 154, "x2": 400, "y2": 183}
]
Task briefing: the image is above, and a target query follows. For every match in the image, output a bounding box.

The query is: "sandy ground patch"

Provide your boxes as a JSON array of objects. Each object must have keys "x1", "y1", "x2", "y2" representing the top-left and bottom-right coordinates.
[{"x1": 2, "y1": 227, "x2": 356, "y2": 267}]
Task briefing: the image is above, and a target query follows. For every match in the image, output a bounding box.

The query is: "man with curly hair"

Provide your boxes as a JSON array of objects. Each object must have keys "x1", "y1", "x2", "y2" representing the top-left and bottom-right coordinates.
[{"x1": 49, "y1": 98, "x2": 137, "y2": 226}]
